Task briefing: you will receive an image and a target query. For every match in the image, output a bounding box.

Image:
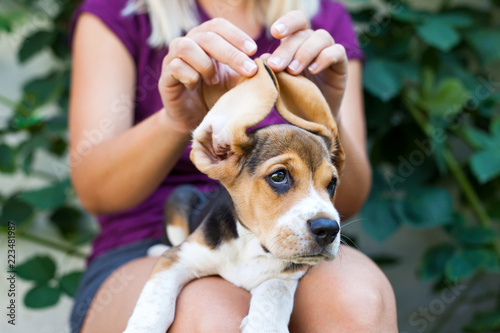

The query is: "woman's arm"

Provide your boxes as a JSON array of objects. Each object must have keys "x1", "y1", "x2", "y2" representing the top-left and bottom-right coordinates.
[
  {"x1": 70, "y1": 15, "x2": 258, "y2": 216},
  {"x1": 334, "y1": 60, "x2": 372, "y2": 218},
  {"x1": 70, "y1": 14, "x2": 192, "y2": 215}
]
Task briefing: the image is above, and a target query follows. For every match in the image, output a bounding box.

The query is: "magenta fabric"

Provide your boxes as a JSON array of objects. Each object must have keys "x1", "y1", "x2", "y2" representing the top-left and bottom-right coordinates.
[{"x1": 70, "y1": 0, "x2": 363, "y2": 263}]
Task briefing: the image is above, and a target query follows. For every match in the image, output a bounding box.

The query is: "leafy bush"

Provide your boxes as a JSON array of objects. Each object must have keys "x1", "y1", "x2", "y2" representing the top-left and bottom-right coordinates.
[
  {"x1": 0, "y1": 0, "x2": 499, "y2": 331},
  {"x1": 0, "y1": 0, "x2": 90, "y2": 309},
  {"x1": 354, "y1": 0, "x2": 500, "y2": 331}
]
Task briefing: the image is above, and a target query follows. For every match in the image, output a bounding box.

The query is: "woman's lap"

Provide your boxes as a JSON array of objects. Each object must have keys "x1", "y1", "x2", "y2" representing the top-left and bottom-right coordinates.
[
  {"x1": 70, "y1": 238, "x2": 162, "y2": 333},
  {"x1": 73, "y1": 244, "x2": 397, "y2": 333}
]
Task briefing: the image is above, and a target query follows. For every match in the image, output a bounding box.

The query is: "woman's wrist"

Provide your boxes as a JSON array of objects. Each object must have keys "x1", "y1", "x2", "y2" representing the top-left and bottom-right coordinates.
[{"x1": 158, "y1": 107, "x2": 194, "y2": 141}]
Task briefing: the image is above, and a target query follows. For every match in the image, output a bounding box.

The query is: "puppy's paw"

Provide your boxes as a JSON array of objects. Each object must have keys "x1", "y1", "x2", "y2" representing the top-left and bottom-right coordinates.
[
  {"x1": 239, "y1": 316, "x2": 289, "y2": 333},
  {"x1": 147, "y1": 244, "x2": 170, "y2": 257}
]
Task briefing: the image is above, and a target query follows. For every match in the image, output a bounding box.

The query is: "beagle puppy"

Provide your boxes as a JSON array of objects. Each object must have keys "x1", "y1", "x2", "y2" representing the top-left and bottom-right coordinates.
[{"x1": 124, "y1": 59, "x2": 345, "y2": 333}]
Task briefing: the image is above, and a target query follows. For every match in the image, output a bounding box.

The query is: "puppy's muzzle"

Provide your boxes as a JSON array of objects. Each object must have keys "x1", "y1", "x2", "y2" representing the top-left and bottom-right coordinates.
[{"x1": 308, "y1": 218, "x2": 340, "y2": 247}]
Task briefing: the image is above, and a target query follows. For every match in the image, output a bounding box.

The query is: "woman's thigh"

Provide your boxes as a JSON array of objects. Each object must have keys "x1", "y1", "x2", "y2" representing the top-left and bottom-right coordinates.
[
  {"x1": 79, "y1": 257, "x2": 251, "y2": 333},
  {"x1": 80, "y1": 245, "x2": 397, "y2": 333}
]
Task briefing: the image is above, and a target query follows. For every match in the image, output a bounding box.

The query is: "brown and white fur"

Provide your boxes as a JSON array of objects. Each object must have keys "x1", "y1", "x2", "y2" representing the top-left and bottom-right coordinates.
[{"x1": 124, "y1": 59, "x2": 345, "y2": 333}]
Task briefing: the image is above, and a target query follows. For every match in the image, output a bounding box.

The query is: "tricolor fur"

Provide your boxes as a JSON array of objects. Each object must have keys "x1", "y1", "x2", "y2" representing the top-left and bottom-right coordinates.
[{"x1": 124, "y1": 59, "x2": 345, "y2": 333}]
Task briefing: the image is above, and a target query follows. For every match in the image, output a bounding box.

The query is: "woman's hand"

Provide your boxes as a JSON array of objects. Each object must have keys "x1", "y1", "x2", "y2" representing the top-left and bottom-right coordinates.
[
  {"x1": 159, "y1": 18, "x2": 259, "y2": 134},
  {"x1": 265, "y1": 11, "x2": 348, "y2": 116}
]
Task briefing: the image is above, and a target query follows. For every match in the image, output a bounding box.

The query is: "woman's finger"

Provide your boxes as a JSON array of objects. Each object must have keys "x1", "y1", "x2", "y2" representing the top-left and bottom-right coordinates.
[
  {"x1": 285, "y1": 29, "x2": 335, "y2": 75},
  {"x1": 161, "y1": 57, "x2": 200, "y2": 91},
  {"x1": 308, "y1": 43, "x2": 348, "y2": 78},
  {"x1": 266, "y1": 29, "x2": 313, "y2": 72},
  {"x1": 167, "y1": 37, "x2": 219, "y2": 85},
  {"x1": 189, "y1": 31, "x2": 257, "y2": 77},
  {"x1": 191, "y1": 18, "x2": 258, "y2": 56},
  {"x1": 270, "y1": 10, "x2": 309, "y2": 39}
]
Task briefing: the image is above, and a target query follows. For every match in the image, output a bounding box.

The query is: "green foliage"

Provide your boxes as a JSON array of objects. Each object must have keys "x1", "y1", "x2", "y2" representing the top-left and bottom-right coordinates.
[
  {"x1": 0, "y1": 0, "x2": 88, "y2": 309},
  {"x1": 15, "y1": 255, "x2": 82, "y2": 309},
  {"x1": 355, "y1": 0, "x2": 500, "y2": 330}
]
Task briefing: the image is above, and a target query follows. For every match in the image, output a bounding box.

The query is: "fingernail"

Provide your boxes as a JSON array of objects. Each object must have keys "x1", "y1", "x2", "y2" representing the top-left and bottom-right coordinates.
[
  {"x1": 211, "y1": 74, "x2": 220, "y2": 85},
  {"x1": 243, "y1": 60, "x2": 257, "y2": 74},
  {"x1": 288, "y1": 59, "x2": 300, "y2": 72},
  {"x1": 244, "y1": 40, "x2": 257, "y2": 53},
  {"x1": 274, "y1": 23, "x2": 286, "y2": 35},
  {"x1": 268, "y1": 56, "x2": 282, "y2": 68},
  {"x1": 308, "y1": 62, "x2": 318, "y2": 73}
]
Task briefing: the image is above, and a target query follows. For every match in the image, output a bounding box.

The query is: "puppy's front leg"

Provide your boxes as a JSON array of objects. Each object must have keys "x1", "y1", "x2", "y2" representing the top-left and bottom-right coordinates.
[
  {"x1": 123, "y1": 248, "x2": 195, "y2": 333},
  {"x1": 240, "y1": 279, "x2": 299, "y2": 333}
]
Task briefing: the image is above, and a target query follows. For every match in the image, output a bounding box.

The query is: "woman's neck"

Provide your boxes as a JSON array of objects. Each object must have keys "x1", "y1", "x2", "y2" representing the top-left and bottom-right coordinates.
[{"x1": 197, "y1": 0, "x2": 263, "y2": 39}]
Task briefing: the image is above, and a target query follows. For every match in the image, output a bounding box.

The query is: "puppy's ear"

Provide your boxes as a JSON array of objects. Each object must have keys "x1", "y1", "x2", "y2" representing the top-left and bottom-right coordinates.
[
  {"x1": 190, "y1": 59, "x2": 278, "y2": 184},
  {"x1": 274, "y1": 69, "x2": 345, "y2": 173}
]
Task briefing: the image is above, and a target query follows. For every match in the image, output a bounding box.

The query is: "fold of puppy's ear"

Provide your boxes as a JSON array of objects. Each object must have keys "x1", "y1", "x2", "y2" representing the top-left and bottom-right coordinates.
[
  {"x1": 273, "y1": 68, "x2": 345, "y2": 174},
  {"x1": 190, "y1": 59, "x2": 278, "y2": 183}
]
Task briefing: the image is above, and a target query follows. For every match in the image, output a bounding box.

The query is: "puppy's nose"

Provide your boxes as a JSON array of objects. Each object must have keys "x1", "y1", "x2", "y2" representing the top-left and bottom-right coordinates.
[{"x1": 308, "y1": 218, "x2": 340, "y2": 247}]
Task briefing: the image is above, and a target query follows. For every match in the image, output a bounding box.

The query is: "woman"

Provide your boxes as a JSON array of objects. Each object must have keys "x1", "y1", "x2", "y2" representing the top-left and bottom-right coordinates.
[{"x1": 69, "y1": 0, "x2": 398, "y2": 331}]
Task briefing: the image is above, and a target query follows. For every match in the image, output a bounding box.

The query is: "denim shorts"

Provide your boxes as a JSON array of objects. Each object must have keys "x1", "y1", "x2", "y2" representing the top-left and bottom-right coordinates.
[{"x1": 69, "y1": 238, "x2": 162, "y2": 333}]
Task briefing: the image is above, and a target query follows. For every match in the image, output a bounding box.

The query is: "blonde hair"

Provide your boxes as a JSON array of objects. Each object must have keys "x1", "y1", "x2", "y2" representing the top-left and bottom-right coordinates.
[{"x1": 123, "y1": 0, "x2": 320, "y2": 48}]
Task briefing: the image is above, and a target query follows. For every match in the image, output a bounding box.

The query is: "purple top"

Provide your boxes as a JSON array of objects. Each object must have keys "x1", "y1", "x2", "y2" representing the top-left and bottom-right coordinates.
[{"x1": 71, "y1": 0, "x2": 363, "y2": 263}]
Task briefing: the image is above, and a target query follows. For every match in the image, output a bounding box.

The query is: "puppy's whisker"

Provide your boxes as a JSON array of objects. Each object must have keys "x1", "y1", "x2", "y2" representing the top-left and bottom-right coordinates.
[
  {"x1": 341, "y1": 218, "x2": 365, "y2": 229},
  {"x1": 340, "y1": 234, "x2": 360, "y2": 252}
]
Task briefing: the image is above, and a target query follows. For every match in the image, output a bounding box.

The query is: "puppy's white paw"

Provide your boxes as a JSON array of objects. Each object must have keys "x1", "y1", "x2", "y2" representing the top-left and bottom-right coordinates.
[
  {"x1": 146, "y1": 244, "x2": 170, "y2": 257},
  {"x1": 240, "y1": 316, "x2": 289, "y2": 333}
]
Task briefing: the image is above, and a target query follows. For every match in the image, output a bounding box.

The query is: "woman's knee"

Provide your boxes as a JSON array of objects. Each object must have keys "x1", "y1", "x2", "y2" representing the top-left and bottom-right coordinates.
[
  {"x1": 290, "y1": 246, "x2": 397, "y2": 332},
  {"x1": 168, "y1": 276, "x2": 251, "y2": 333}
]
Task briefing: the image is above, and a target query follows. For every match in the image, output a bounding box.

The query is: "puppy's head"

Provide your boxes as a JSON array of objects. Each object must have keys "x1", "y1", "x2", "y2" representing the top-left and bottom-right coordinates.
[{"x1": 191, "y1": 59, "x2": 345, "y2": 264}]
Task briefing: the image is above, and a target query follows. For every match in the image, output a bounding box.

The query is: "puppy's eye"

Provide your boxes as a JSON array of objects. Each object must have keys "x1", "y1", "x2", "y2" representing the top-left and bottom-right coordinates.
[
  {"x1": 266, "y1": 169, "x2": 292, "y2": 195},
  {"x1": 327, "y1": 177, "x2": 337, "y2": 197},
  {"x1": 270, "y1": 170, "x2": 288, "y2": 184}
]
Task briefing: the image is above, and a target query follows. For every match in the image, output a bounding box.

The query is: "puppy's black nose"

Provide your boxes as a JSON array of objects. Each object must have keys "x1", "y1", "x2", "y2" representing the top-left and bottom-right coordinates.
[{"x1": 308, "y1": 218, "x2": 340, "y2": 247}]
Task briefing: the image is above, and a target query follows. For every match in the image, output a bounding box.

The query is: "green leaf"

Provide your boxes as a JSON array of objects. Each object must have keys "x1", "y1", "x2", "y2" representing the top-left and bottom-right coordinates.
[
  {"x1": 24, "y1": 285, "x2": 60, "y2": 309},
  {"x1": 392, "y1": 5, "x2": 425, "y2": 23},
  {"x1": 422, "y1": 78, "x2": 470, "y2": 117},
  {"x1": 464, "y1": 310, "x2": 500, "y2": 332},
  {"x1": 21, "y1": 71, "x2": 64, "y2": 109},
  {"x1": 18, "y1": 30, "x2": 57, "y2": 63},
  {"x1": 22, "y1": 151, "x2": 34, "y2": 175},
  {"x1": 470, "y1": 149, "x2": 500, "y2": 184},
  {"x1": 361, "y1": 196, "x2": 403, "y2": 241},
  {"x1": 419, "y1": 244, "x2": 455, "y2": 280},
  {"x1": 465, "y1": 29, "x2": 500, "y2": 65},
  {"x1": 445, "y1": 250, "x2": 487, "y2": 281},
  {"x1": 0, "y1": 14, "x2": 11, "y2": 33},
  {"x1": 45, "y1": 115, "x2": 68, "y2": 133},
  {"x1": 456, "y1": 226, "x2": 498, "y2": 246},
  {"x1": 417, "y1": 20, "x2": 460, "y2": 52},
  {"x1": 481, "y1": 249, "x2": 500, "y2": 273},
  {"x1": 0, "y1": 143, "x2": 16, "y2": 173},
  {"x1": 50, "y1": 206, "x2": 95, "y2": 244},
  {"x1": 434, "y1": 13, "x2": 474, "y2": 28},
  {"x1": 0, "y1": 197, "x2": 34, "y2": 227},
  {"x1": 463, "y1": 126, "x2": 497, "y2": 150},
  {"x1": 404, "y1": 188, "x2": 452, "y2": 228},
  {"x1": 478, "y1": 94, "x2": 500, "y2": 117},
  {"x1": 490, "y1": 118, "x2": 500, "y2": 138},
  {"x1": 420, "y1": 68, "x2": 435, "y2": 103},
  {"x1": 8, "y1": 113, "x2": 44, "y2": 130},
  {"x1": 16, "y1": 255, "x2": 56, "y2": 283},
  {"x1": 58, "y1": 271, "x2": 83, "y2": 297},
  {"x1": 363, "y1": 59, "x2": 401, "y2": 102},
  {"x1": 19, "y1": 179, "x2": 70, "y2": 210}
]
